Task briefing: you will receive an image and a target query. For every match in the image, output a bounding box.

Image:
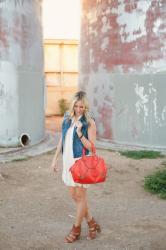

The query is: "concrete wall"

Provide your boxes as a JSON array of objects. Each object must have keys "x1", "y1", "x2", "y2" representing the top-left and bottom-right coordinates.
[
  {"x1": 79, "y1": 0, "x2": 166, "y2": 149},
  {"x1": 44, "y1": 39, "x2": 78, "y2": 115},
  {"x1": 0, "y1": 0, "x2": 45, "y2": 146}
]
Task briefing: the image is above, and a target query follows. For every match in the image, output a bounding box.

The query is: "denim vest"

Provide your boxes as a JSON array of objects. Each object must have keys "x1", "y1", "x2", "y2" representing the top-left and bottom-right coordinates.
[{"x1": 62, "y1": 112, "x2": 89, "y2": 158}]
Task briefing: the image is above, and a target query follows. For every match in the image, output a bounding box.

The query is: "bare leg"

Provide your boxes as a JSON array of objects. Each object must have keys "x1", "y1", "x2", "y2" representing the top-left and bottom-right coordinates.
[
  {"x1": 84, "y1": 200, "x2": 92, "y2": 222},
  {"x1": 64, "y1": 187, "x2": 81, "y2": 243},
  {"x1": 74, "y1": 186, "x2": 87, "y2": 226},
  {"x1": 67, "y1": 187, "x2": 100, "y2": 241},
  {"x1": 69, "y1": 186, "x2": 77, "y2": 202},
  {"x1": 69, "y1": 187, "x2": 92, "y2": 223}
]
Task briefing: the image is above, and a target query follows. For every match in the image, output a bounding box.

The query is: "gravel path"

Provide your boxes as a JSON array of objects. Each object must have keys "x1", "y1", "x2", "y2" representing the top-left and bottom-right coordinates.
[{"x1": 0, "y1": 150, "x2": 166, "y2": 250}]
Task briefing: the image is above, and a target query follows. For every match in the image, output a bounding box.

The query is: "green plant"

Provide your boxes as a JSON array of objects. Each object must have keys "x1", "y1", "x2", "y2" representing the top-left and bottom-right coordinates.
[
  {"x1": 144, "y1": 168, "x2": 166, "y2": 199},
  {"x1": 119, "y1": 150, "x2": 164, "y2": 159},
  {"x1": 58, "y1": 98, "x2": 68, "y2": 116},
  {"x1": 12, "y1": 155, "x2": 30, "y2": 161}
]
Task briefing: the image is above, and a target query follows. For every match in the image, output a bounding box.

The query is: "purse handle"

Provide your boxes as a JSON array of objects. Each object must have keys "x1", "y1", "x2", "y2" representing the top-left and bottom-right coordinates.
[{"x1": 82, "y1": 141, "x2": 96, "y2": 156}]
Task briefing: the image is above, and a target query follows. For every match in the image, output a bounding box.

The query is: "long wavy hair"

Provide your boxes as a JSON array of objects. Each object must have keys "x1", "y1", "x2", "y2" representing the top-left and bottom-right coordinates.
[{"x1": 68, "y1": 91, "x2": 91, "y2": 125}]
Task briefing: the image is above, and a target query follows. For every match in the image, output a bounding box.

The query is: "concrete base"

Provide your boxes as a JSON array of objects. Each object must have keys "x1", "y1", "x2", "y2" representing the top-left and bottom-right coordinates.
[
  {"x1": 96, "y1": 140, "x2": 166, "y2": 154},
  {"x1": 0, "y1": 130, "x2": 60, "y2": 163}
]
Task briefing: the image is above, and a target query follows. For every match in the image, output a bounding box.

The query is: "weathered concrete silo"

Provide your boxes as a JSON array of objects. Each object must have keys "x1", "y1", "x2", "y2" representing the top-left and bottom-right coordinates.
[
  {"x1": 0, "y1": 0, "x2": 45, "y2": 147},
  {"x1": 79, "y1": 0, "x2": 166, "y2": 150}
]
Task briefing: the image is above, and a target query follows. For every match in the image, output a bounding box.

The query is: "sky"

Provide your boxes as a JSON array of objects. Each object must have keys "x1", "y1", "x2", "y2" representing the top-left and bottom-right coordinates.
[{"x1": 42, "y1": 0, "x2": 81, "y2": 39}]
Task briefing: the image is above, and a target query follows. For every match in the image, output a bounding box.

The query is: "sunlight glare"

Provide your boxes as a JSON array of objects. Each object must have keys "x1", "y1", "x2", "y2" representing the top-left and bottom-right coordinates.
[{"x1": 42, "y1": 0, "x2": 81, "y2": 39}]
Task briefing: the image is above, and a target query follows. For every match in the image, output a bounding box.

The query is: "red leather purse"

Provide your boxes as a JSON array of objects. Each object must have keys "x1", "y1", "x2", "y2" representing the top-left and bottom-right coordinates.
[{"x1": 70, "y1": 143, "x2": 107, "y2": 184}]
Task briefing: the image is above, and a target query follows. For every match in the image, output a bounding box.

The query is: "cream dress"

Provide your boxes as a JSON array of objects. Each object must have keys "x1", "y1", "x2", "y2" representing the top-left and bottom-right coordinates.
[{"x1": 62, "y1": 119, "x2": 89, "y2": 188}]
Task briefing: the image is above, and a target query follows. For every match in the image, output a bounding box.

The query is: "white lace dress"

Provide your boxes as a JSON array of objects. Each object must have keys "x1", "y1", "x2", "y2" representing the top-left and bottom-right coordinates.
[{"x1": 62, "y1": 120, "x2": 89, "y2": 188}]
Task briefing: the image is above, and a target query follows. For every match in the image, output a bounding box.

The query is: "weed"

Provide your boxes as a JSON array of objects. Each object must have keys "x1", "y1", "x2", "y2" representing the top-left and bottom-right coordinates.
[
  {"x1": 144, "y1": 168, "x2": 166, "y2": 199},
  {"x1": 119, "y1": 150, "x2": 164, "y2": 159}
]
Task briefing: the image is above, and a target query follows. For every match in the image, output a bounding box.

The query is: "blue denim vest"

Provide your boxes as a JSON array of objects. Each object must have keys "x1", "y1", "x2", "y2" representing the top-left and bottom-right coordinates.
[{"x1": 62, "y1": 112, "x2": 89, "y2": 158}]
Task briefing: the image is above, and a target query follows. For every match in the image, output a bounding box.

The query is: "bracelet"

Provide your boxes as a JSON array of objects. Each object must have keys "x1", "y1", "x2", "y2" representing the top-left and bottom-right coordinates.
[{"x1": 79, "y1": 133, "x2": 84, "y2": 139}]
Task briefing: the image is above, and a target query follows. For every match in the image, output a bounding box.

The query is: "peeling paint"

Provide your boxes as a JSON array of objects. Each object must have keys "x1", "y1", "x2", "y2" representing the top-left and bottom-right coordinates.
[
  {"x1": 135, "y1": 82, "x2": 166, "y2": 129},
  {"x1": 0, "y1": 13, "x2": 9, "y2": 49},
  {"x1": 116, "y1": 1, "x2": 151, "y2": 43},
  {"x1": 0, "y1": 0, "x2": 44, "y2": 147},
  {"x1": 101, "y1": 37, "x2": 109, "y2": 50},
  {"x1": 153, "y1": 18, "x2": 162, "y2": 34},
  {"x1": 0, "y1": 81, "x2": 5, "y2": 98},
  {"x1": 135, "y1": 83, "x2": 149, "y2": 125},
  {"x1": 79, "y1": 0, "x2": 166, "y2": 148},
  {"x1": 90, "y1": 48, "x2": 94, "y2": 64},
  {"x1": 82, "y1": 72, "x2": 115, "y2": 140},
  {"x1": 101, "y1": 16, "x2": 110, "y2": 33},
  {"x1": 151, "y1": 85, "x2": 166, "y2": 128},
  {"x1": 98, "y1": 63, "x2": 106, "y2": 72},
  {"x1": 80, "y1": 0, "x2": 166, "y2": 74},
  {"x1": 0, "y1": 0, "x2": 43, "y2": 69},
  {"x1": 161, "y1": 107, "x2": 166, "y2": 122}
]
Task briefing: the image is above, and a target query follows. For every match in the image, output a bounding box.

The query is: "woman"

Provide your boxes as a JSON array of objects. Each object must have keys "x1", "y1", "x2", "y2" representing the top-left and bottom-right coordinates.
[{"x1": 50, "y1": 91, "x2": 101, "y2": 243}]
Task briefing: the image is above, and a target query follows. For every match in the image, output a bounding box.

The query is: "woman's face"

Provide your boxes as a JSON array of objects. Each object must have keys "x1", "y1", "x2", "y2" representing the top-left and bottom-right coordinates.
[{"x1": 74, "y1": 100, "x2": 85, "y2": 117}]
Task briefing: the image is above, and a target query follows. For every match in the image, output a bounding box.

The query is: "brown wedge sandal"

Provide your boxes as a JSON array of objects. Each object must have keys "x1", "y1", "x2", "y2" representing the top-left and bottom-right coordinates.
[
  {"x1": 64, "y1": 224, "x2": 81, "y2": 243},
  {"x1": 87, "y1": 217, "x2": 101, "y2": 240}
]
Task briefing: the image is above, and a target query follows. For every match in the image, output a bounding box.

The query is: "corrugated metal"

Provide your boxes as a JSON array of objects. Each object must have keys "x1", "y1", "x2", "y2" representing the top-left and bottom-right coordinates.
[{"x1": 79, "y1": 0, "x2": 166, "y2": 149}]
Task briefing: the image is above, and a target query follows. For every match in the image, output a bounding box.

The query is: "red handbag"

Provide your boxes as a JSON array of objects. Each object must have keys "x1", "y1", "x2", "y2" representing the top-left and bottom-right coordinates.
[{"x1": 69, "y1": 143, "x2": 107, "y2": 184}]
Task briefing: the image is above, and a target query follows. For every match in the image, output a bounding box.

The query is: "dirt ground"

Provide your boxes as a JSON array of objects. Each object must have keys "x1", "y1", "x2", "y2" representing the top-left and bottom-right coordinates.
[{"x1": 0, "y1": 147, "x2": 166, "y2": 250}]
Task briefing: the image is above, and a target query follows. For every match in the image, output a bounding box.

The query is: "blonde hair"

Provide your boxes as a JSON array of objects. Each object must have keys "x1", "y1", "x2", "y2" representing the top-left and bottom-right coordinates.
[{"x1": 68, "y1": 91, "x2": 91, "y2": 124}]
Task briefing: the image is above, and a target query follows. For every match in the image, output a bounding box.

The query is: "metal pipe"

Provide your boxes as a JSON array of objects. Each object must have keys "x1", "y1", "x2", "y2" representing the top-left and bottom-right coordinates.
[{"x1": 19, "y1": 133, "x2": 30, "y2": 147}]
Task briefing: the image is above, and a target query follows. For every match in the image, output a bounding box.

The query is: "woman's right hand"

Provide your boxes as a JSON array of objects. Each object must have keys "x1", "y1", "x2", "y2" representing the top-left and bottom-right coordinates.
[{"x1": 50, "y1": 160, "x2": 58, "y2": 173}]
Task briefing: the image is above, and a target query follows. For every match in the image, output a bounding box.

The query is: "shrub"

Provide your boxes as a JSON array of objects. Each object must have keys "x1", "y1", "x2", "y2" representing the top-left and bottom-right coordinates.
[
  {"x1": 58, "y1": 98, "x2": 69, "y2": 116},
  {"x1": 144, "y1": 168, "x2": 166, "y2": 199}
]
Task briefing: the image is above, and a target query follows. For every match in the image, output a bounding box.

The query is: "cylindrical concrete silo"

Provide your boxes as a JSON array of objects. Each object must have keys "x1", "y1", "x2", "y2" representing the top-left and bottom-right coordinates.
[
  {"x1": 0, "y1": 0, "x2": 45, "y2": 147},
  {"x1": 79, "y1": 0, "x2": 166, "y2": 150}
]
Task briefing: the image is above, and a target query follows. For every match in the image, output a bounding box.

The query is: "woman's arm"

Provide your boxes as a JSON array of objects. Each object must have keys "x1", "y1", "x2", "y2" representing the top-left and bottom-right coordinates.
[
  {"x1": 50, "y1": 134, "x2": 62, "y2": 172},
  {"x1": 77, "y1": 118, "x2": 96, "y2": 151}
]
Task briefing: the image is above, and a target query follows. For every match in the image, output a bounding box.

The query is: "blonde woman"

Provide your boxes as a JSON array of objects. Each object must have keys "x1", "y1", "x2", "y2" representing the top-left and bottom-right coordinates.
[{"x1": 50, "y1": 91, "x2": 101, "y2": 243}]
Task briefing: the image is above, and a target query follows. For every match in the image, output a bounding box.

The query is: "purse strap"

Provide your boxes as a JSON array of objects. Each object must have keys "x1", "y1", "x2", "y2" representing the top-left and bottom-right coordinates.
[{"x1": 82, "y1": 141, "x2": 96, "y2": 156}]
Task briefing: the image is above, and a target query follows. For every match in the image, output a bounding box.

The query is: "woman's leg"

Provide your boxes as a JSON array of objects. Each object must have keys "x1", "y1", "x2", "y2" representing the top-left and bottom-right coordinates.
[
  {"x1": 84, "y1": 201, "x2": 92, "y2": 222},
  {"x1": 69, "y1": 187, "x2": 92, "y2": 222},
  {"x1": 74, "y1": 186, "x2": 87, "y2": 226},
  {"x1": 68, "y1": 186, "x2": 100, "y2": 241},
  {"x1": 69, "y1": 186, "x2": 77, "y2": 202},
  {"x1": 64, "y1": 187, "x2": 81, "y2": 243}
]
